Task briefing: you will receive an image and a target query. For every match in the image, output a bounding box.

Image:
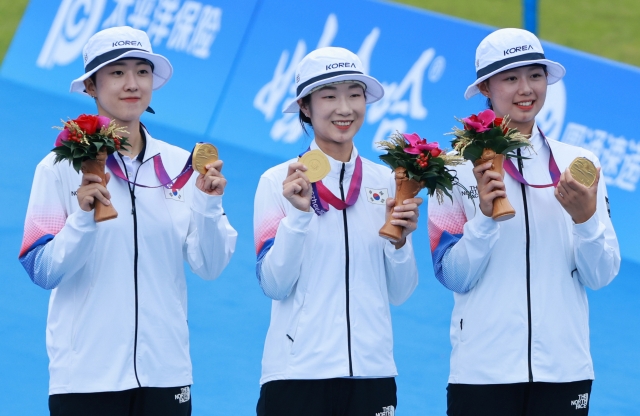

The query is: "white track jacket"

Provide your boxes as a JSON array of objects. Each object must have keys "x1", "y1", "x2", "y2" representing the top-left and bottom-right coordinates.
[
  {"x1": 428, "y1": 126, "x2": 620, "y2": 384},
  {"x1": 254, "y1": 142, "x2": 418, "y2": 385},
  {"x1": 19, "y1": 130, "x2": 237, "y2": 394}
]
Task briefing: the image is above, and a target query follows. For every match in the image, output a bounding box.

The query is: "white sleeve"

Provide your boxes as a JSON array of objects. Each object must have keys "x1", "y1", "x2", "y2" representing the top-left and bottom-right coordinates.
[
  {"x1": 572, "y1": 164, "x2": 621, "y2": 289},
  {"x1": 383, "y1": 236, "x2": 419, "y2": 305},
  {"x1": 19, "y1": 161, "x2": 98, "y2": 289},
  {"x1": 254, "y1": 175, "x2": 313, "y2": 300},
  {"x1": 184, "y1": 187, "x2": 238, "y2": 280},
  {"x1": 383, "y1": 172, "x2": 418, "y2": 305},
  {"x1": 428, "y1": 188, "x2": 500, "y2": 293}
]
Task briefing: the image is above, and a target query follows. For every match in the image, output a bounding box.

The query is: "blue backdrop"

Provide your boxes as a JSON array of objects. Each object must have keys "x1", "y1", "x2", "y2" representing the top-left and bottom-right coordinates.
[{"x1": 1, "y1": 0, "x2": 638, "y2": 415}]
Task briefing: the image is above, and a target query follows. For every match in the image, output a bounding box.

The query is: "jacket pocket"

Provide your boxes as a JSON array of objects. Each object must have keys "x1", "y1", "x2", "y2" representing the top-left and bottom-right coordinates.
[{"x1": 286, "y1": 293, "x2": 307, "y2": 356}]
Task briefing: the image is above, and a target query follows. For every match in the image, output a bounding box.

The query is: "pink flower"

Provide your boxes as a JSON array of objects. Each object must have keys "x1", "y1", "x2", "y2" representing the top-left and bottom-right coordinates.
[
  {"x1": 54, "y1": 128, "x2": 70, "y2": 146},
  {"x1": 97, "y1": 116, "x2": 111, "y2": 130},
  {"x1": 463, "y1": 109, "x2": 496, "y2": 133},
  {"x1": 403, "y1": 132, "x2": 441, "y2": 155}
]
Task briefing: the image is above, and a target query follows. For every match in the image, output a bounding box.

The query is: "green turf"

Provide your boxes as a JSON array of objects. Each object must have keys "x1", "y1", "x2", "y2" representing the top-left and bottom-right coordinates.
[
  {"x1": 0, "y1": 0, "x2": 638, "y2": 68},
  {"x1": 0, "y1": 0, "x2": 29, "y2": 64},
  {"x1": 394, "y1": 0, "x2": 640, "y2": 67}
]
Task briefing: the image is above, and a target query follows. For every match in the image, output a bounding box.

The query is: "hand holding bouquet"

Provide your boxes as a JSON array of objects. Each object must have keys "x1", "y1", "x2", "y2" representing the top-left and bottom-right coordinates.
[
  {"x1": 52, "y1": 114, "x2": 130, "y2": 222},
  {"x1": 377, "y1": 132, "x2": 464, "y2": 243},
  {"x1": 448, "y1": 109, "x2": 531, "y2": 221}
]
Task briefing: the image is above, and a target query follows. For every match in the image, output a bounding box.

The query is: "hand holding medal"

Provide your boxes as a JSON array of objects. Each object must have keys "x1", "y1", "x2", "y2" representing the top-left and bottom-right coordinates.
[
  {"x1": 193, "y1": 143, "x2": 226, "y2": 196},
  {"x1": 555, "y1": 157, "x2": 600, "y2": 224},
  {"x1": 298, "y1": 150, "x2": 331, "y2": 183},
  {"x1": 282, "y1": 151, "x2": 330, "y2": 212}
]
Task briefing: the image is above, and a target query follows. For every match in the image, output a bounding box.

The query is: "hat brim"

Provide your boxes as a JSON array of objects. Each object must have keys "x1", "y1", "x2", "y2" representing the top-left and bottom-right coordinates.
[
  {"x1": 464, "y1": 59, "x2": 565, "y2": 100},
  {"x1": 283, "y1": 73, "x2": 384, "y2": 113},
  {"x1": 69, "y1": 50, "x2": 173, "y2": 95}
]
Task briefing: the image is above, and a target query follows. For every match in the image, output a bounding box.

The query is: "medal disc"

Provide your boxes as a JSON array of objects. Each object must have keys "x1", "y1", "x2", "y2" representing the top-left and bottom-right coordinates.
[
  {"x1": 569, "y1": 157, "x2": 597, "y2": 188},
  {"x1": 299, "y1": 150, "x2": 331, "y2": 183},
  {"x1": 192, "y1": 143, "x2": 219, "y2": 174}
]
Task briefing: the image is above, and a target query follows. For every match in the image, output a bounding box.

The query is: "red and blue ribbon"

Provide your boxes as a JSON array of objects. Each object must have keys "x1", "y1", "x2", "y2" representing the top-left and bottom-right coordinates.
[{"x1": 106, "y1": 146, "x2": 199, "y2": 191}]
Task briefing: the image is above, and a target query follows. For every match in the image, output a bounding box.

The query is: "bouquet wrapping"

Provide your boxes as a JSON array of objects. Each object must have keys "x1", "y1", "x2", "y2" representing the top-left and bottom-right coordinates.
[
  {"x1": 377, "y1": 132, "x2": 464, "y2": 244},
  {"x1": 449, "y1": 110, "x2": 531, "y2": 221},
  {"x1": 52, "y1": 114, "x2": 130, "y2": 222}
]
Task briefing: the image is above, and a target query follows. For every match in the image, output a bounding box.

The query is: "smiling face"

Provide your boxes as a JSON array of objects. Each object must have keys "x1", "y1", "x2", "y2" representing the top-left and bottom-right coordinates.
[
  {"x1": 299, "y1": 82, "x2": 366, "y2": 161},
  {"x1": 478, "y1": 65, "x2": 548, "y2": 135},
  {"x1": 84, "y1": 59, "x2": 153, "y2": 127}
]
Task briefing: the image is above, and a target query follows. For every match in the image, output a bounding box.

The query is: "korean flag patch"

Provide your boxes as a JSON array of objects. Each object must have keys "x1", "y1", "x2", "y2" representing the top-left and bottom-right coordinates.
[
  {"x1": 366, "y1": 187, "x2": 387, "y2": 205},
  {"x1": 164, "y1": 187, "x2": 184, "y2": 202}
]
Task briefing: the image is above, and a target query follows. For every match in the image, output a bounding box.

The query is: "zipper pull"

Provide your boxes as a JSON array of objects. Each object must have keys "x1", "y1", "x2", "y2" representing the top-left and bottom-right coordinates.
[
  {"x1": 460, "y1": 319, "x2": 463, "y2": 330},
  {"x1": 517, "y1": 149, "x2": 524, "y2": 170}
]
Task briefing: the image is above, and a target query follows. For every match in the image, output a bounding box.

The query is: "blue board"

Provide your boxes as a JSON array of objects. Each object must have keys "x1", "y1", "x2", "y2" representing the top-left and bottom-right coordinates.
[{"x1": 1, "y1": 0, "x2": 638, "y2": 414}]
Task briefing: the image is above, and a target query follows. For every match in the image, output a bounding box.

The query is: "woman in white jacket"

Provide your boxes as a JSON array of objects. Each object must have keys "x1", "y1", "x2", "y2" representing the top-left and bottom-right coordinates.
[
  {"x1": 18, "y1": 26, "x2": 237, "y2": 416},
  {"x1": 428, "y1": 28, "x2": 620, "y2": 416},
  {"x1": 253, "y1": 47, "x2": 421, "y2": 416}
]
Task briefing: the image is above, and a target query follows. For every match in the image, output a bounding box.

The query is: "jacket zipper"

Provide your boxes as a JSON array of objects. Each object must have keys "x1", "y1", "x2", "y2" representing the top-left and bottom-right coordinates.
[
  {"x1": 339, "y1": 163, "x2": 353, "y2": 376},
  {"x1": 119, "y1": 153, "x2": 143, "y2": 388},
  {"x1": 517, "y1": 149, "x2": 534, "y2": 383}
]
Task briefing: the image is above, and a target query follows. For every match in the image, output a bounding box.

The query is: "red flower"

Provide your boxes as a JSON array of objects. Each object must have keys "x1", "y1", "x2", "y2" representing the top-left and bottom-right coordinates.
[
  {"x1": 493, "y1": 117, "x2": 509, "y2": 135},
  {"x1": 430, "y1": 148, "x2": 442, "y2": 157},
  {"x1": 73, "y1": 114, "x2": 100, "y2": 135},
  {"x1": 462, "y1": 109, "x2": 495, "y2": 133},
  {"x1": 68, "y1": 131, "x2": 83, "y2": 143},
  {"x1": 403, "y1": 132, "x2": 441, "y2": 155}
]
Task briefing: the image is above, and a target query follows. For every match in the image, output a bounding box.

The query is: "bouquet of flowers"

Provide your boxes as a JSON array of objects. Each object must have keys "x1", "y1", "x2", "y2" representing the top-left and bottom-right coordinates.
[
  {"x1": 52, "y1": 114, "x2": 130, "y2": 222},
  {"x1": 448, "y1": 109, "x2": 531, "y2": 221},
  {"x1": 377, "y1": 132, "x2": 464, "y2": 243}
]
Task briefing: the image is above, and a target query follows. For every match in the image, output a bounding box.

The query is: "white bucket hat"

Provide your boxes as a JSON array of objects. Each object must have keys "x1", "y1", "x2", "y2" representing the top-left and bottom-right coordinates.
[
  {"x1": 69, "y1": 26, "x2": 173, "y2": 95},
  {"x1": 464, "y1": 28, "x2": 566, "y2": 100},
  {"x1": 283, "y1": 47, "x2": 384, "y2": 113}
]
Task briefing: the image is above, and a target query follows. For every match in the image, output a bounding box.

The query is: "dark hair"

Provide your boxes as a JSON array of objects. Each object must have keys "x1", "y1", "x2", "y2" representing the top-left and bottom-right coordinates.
[
  {"x1": 484, "y1": 63, "x2": 548, "y2": 110},
  {"x1": 297, "y1": 85, "x2": 367, "y2": 136},
  {"x1": 298, "y1": 94, "x2": 313, "y2": 136}
]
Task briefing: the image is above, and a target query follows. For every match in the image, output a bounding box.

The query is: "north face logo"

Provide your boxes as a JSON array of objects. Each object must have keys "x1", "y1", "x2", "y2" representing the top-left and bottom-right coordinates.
[
  {"x1": 375, "y1": 405, "x2": 394, "y2": 416},
  {"x1": 175, "y1": 386, "x2": 190, "y2": 404},
  {"x1": 570, "y1": 393, "x2": 588, "y2": 409}
]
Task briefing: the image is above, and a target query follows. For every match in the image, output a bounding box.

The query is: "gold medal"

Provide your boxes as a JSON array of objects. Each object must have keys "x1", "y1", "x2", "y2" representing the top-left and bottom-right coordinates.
[
  {"x1": 299, "y1": 150, "x2": 331, "y2": 183},
  {"x1": 569, "y1": 157, "x2": 597, "y2": 188},
  {"x1": 192, "y1": 143, "x2": 219, "y2": 174}
]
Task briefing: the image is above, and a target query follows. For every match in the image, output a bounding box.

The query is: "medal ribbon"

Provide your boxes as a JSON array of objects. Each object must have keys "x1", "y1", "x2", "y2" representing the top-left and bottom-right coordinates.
[
  {"x1": 502, "y1": 128, "x2": 561, "y2": 188},
  {"x1": 106, "y1": 148, "x2": 195, "y2": 191},
  {"x1": 299, "y1": 148, "x2": 363, "y2": 216}
]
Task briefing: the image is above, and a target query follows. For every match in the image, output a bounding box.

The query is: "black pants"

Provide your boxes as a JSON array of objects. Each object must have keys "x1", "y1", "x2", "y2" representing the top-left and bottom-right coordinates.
[
  {"x1": 257, "y1": 377, "x2": 397, "y2": 416},
  {"x1": 49, "y1": 386, "x2": 192, "y2": 416},
  {"x1": 447, "y1": 380, "x2": 592, "y2": 416}
]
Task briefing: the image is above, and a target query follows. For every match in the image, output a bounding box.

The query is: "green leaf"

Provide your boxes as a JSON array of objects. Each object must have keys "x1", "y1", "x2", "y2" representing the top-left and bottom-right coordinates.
[
  {"x1": 72, "y1": 158, "x2": 82, "y2": 173},
  {"x1": 463, "y1": 145, "x2": 482, "y2": 162}
]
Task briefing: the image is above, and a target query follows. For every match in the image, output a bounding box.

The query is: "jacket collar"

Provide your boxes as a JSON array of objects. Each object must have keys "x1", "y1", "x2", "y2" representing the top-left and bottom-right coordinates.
[
  {"x1": 140, "y1": 125, "x2": 161, "y2": 163},
  {"x1": 520, "y1": 122, "x2": 547, "y2": 158},
  {"x1": 309, "y1": 139, "x2": 358, "y2": 180}
]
